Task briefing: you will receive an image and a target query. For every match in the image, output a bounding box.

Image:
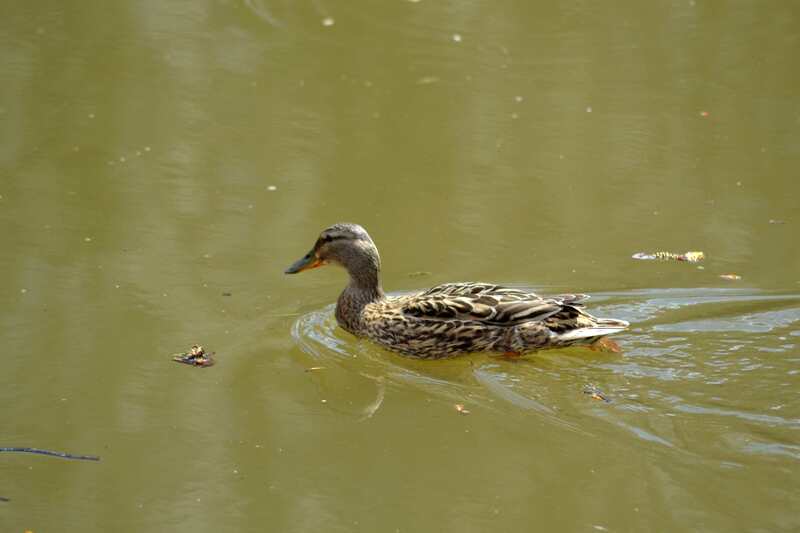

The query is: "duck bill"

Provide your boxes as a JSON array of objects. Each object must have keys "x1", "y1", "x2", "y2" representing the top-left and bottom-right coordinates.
[{"x1": 285, "y1": 250, "x2": 324, "y2": 274}]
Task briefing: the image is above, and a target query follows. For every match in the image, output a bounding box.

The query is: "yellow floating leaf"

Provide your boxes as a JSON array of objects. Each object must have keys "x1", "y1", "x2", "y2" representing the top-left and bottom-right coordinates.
[{"x1": 682, "y1": 251, "x2": 705, "y2": 262}]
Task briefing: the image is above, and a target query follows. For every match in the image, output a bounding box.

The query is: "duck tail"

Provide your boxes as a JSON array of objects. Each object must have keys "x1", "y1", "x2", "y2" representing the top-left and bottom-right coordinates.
[{"x1": 552, "y1": 317, "x2": 629, "y2": 343}]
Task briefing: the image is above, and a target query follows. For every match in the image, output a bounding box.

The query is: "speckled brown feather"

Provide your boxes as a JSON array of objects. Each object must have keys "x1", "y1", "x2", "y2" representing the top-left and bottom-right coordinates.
[{"x1": 343, "y1": 281, "x2": 626, "y2": 359}]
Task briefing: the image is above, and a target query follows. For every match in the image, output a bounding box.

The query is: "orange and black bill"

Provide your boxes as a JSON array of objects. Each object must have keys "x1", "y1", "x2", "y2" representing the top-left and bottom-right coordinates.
[{"x1": 285, "y1": 250, "x2": 324, "y2": 274}]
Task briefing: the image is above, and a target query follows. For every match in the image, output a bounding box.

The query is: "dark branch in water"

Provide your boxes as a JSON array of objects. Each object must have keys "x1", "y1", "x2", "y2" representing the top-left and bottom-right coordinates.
[
  {"x1": 0, "y1": 447, "x2": 100, "y2": 461},
  {"x1": 0, "y1": 496, "x2": 9, "y2": 502}
]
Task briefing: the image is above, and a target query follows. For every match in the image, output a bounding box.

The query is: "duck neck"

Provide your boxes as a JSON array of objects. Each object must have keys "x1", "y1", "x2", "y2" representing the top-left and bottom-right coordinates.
[{"x1": 335, "y1": 256, "x2": 384, "y2": 334}]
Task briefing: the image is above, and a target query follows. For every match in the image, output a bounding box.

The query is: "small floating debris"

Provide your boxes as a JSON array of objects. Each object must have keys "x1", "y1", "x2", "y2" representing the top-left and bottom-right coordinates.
[
  {"x1": 322, "y1": 17, "x2": 334, "y2": 27},
  {"x1": 407, "y1": 271, "x2": 431, "y2": 278},
  {"x1": 172, "y1": 345, "x2": 215, "y2": 367},
  {"x1": 632, "y1": 251, "x2": 704, "y2": 263},
  {"x1": 452, "y1": 33, "x2": 462, "y2": 43},
  {"x1": 416, "y1": 76, "x2": 439, "y2": 85},
  {"x1": 583, "y1": 385, "x2": 610, "y2": 403},
  {"x1": 719, "y1": 273, "x2": 742, "y2": 281},
  {"x1": 304, "y1": 366, "x2": 326, "y2": 372},
  {"x1": 454, "y1": 403, "x2": 470, "y2": 415},
  {"x1": 768, "y1": 219, "x2": 786, "y2": 225}
]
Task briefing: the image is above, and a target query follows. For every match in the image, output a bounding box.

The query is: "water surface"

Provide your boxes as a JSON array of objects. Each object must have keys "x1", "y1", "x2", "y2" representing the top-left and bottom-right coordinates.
[{"x1": 1, "y1": 1, "x2": 799, "y2": 531}]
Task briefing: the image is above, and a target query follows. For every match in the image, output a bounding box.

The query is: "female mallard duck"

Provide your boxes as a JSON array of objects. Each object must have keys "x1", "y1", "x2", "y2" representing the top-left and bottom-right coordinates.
[{"x1": 285, "y1": 223, "x2": 628, "y2": 359}]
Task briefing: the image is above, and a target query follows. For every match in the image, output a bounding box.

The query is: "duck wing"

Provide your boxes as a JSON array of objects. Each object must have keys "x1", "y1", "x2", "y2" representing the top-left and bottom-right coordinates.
[{"x1": 401, "y1": 282, "x2": 576, "y2": 326}]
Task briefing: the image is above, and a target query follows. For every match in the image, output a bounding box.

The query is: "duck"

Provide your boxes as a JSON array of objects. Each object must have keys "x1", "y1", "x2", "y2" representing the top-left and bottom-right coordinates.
[{"x1": 285, "y1": 223, "x2": 629, "y2": 359}]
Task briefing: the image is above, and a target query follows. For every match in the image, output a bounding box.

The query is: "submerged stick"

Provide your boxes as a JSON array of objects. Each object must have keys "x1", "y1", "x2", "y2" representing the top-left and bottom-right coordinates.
[
  {"x1": 0, "y1": 496, "x2": 9, "y2": 502},
  {"x1": 0, "y1": 447, "x2": 100, "y2": 461},
  {"x1": 360, "y1": 378, "x2": 386, "y2": 421}
]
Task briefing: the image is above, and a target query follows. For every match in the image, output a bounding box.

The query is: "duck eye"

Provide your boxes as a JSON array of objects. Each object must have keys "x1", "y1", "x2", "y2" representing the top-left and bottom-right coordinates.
[{"x1": 322, "y1": 235, "x2": 332, "y2": 243}]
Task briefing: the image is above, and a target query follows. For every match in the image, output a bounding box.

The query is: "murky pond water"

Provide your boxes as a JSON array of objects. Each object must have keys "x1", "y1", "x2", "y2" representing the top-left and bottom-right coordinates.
[{"x1": 2, "y1": 1, "x2": 799, "y2": 531}]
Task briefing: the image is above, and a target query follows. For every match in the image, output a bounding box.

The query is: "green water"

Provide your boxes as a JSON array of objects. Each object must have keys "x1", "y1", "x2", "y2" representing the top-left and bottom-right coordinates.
[{"x1": 2, "y1": 2, "x2": 799, "y2": 531}]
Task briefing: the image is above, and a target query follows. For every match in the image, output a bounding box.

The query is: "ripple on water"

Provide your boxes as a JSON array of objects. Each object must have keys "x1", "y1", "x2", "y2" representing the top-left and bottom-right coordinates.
[
  {"x1": 654, "y1": 307, "x2": 800, "y2": 333},
  {"x1": 291, "y1": 289, "x2": 800, "y2": 462}
]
